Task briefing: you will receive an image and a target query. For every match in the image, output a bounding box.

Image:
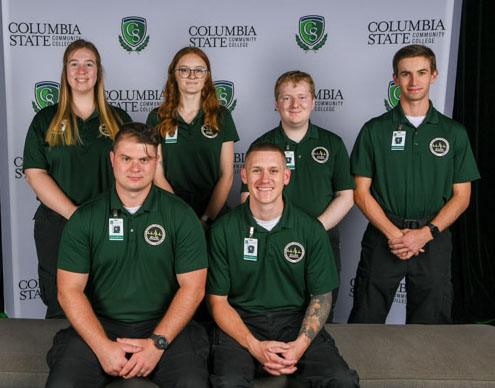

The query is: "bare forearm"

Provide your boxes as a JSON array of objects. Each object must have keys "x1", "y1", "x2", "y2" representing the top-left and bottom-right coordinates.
[
  {"x1": 58, "y1": 289, "x2": 109, "y2": 352},
  {"x1": 430, "y1": 182, "x2": 471, "y2": 232},
  {"x1": 204, "y1": 172, "x2": 233, "y2": 220},
  {"x1": 354, "y1": 187, "x2": 401, "y2": 239},
  {"x1": 298, "y1": 291, "x2": 332, "y2": 344},
  {"x1": 153, "y1": 280, "x2": 205, "y2": 343},
  {"x1": 25, "y1": 169, "x2": 77, "y2": 219},
  {"x1": 317, "y1": 190, "x2": 354, "y2": 230},
  {"x1": 208, "y1": 295, "x2": 256, "y2": 349}
]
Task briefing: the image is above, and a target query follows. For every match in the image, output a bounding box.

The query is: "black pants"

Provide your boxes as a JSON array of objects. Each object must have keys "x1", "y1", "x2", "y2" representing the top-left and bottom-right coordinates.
[
  {"x1": 210, "y1": 309, "x2": 360, "y2": 388},
  {"x1": 33, "y1": 205, "x2": 67, "y2": 319},
  {"x1": 327, "y1": 227, "x2": 341, "y2": 323},
  {"x1": 348, "y1": 220, "x2": 453, "y2": 324},
  {"x1": 46, "y1": 319, "x2": 209, "y2": 388}
]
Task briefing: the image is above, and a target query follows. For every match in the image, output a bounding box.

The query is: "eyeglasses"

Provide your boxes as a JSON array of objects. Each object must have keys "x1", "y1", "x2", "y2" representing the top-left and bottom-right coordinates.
[{"x1": 175, "y1": 67, "x2": 208, "y2": 79}]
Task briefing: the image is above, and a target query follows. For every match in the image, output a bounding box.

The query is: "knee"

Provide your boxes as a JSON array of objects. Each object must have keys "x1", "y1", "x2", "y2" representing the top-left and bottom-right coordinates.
[
  {"x1": 327, "y1": 368, "x2": 360, "y2": 388},
  {"x1": 210, "y1": 374, "x2": 252, "y2": 388}
]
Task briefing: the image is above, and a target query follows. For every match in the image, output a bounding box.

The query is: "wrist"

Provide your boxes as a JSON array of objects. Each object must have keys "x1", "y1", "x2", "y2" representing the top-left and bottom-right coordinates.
[{"x1": 426, "y1": 223, "x2": 440, "y2": 240}]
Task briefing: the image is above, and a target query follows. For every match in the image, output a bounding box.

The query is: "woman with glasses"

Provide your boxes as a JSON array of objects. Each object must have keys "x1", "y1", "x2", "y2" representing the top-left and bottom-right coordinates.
[
  {"x1": 147, "y1": 47, "x2": 238, "y2": 230},
  {"x1": 23, "y1": 39, "x2": 132, "y2": 318}
]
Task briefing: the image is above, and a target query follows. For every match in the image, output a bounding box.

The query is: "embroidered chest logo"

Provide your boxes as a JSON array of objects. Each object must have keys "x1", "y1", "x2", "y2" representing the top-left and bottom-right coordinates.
[
  {"x1": 283, "y1": 242, "x2": 305, "y2": 263},
  {"x1": 144, "y1": 224, "x2": 166, "y2": 246},
  {"x1": 201, "y1": 125, "x2": 218, "y2": 139},
  {"x1": 311, "y1": 146, "x2": 329, "y2": 163},
  {"x1": 429, "y1": 138, "x2": 450, "y2": 157}
]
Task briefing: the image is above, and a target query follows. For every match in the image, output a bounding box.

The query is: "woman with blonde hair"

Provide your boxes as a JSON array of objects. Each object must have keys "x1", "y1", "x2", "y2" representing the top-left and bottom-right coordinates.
[
  {"x1": 23, "y1": 39, "x2": 131, "y2": 318},
  {"x1": 147, "y1": 47, "x2": 238, "y2": 230}
]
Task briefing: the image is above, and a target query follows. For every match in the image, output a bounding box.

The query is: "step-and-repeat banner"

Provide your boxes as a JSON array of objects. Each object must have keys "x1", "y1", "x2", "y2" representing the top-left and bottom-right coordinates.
[{"x1": 1, "y1": 0, "x2": 461, "y2": 321}]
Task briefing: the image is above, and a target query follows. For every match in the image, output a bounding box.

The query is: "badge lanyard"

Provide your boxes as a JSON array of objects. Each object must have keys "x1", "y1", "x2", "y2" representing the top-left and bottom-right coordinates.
[
  {"x1": 109, "y1": 209, "x2": 124, "y2": 241},
  {"x1": 391, "y1": 124, "x2": 406, "y2": 151},
  {"x1": 243, "y1": 226, "x2": 258, "y2": 261},
  {"x1": 285, "y1": 144, "x2": 296, "y2": 170}
]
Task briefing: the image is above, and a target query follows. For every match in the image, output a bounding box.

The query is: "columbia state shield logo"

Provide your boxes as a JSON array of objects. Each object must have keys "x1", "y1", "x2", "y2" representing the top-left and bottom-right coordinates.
[
  {"x1": 119, "y1": 16, "x2": 150, "y2": 52},
  {"x1": 32, "y1": 81, "x2": 59, "y2": 113},
  {"x1": 296, "y1": 15, "x2": 328, "y2": 51}
]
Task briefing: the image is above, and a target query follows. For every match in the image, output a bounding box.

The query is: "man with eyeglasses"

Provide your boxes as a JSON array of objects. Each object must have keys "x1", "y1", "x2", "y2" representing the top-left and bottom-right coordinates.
[
  {"x1": 241, "y1": 71, "x2": 354, "y2": 322},
  {"x1": 45, "y1": 122, "x2": 209, "y2": 387}
]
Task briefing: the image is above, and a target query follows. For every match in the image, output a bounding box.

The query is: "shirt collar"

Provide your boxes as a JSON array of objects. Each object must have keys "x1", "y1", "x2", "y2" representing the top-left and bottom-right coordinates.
[
  {"x1": 109, "y1": 184, "x2": 158, "y2": 216},
  {"x1": 392, "y1": 100, "x2": 440, "y2": 127},
  {"x1": 274, "y1": 121, "x2": 319, "y2": 145},
  {"x1": 241, "y1": 194, "x2": 294, "y2": 233}
]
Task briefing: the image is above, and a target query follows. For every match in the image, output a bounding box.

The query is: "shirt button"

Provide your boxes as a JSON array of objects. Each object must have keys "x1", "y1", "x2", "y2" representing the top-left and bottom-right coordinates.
[
  {"x1": 298, "y1": 155, "x2": 301, "y2": 159},
  {"x1": 130, "y1": 228, "x2": 134, "y2": 233}
]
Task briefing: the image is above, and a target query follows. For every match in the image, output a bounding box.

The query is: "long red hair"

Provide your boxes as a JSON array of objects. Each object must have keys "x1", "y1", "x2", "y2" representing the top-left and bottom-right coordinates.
[{"x1": 156, "y1": 47, "x2": 221, "y2": 137}]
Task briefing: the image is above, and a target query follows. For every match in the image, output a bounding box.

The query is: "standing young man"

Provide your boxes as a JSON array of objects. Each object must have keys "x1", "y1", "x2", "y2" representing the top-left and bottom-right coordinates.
[
  {"x1": 209, "y1": 142, "x2": 359, "y2": 387},
  {"x1": 241, "y1": 71, "x2": 355, "y2": 321},
  {"x1": 349, "y1": 45, "x2": 480, "y2": 324},
  {"x1": 46, "y1": 122, "x2": 209, "y2": 387}
]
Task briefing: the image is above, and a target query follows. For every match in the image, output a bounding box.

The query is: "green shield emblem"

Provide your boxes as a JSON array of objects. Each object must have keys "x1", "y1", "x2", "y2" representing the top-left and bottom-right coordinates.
[
  {"x1": 384, "y1": 81, "x2": 401, "y2": 111},
  {"x1": 299, "y1": 15, "x2": 325, "y2": 47},
  {"x1": 121, "y1": 17, "x2": 147, "y2": 47},
  {"x1": 214, "y1": 80, "x2": 237, "y2": 112},
  {"x1": 33, "y1": 81, "x2": 59, "y2": 112}
]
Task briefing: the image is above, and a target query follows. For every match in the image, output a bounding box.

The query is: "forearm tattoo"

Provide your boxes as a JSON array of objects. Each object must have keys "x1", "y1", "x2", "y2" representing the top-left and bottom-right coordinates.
[{"x1": 299, "y1": 291, "x2": 332, "y2": 341}]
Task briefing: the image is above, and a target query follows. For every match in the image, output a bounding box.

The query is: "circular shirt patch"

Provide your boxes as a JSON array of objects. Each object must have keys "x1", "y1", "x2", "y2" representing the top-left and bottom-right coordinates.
[
  {"x1": 144, "y1": 224, "x2": 166, "y2": 246},
  {"x1": 311, "y1": 146, "x2": 329, "y2": 163},
  {"x1": 283, "y1": 242, "x2": 305, "y2": 264},
  {"x1": 429, "y1": 138, "x2": 450, "y2": 156},
  {"x1": 201, "y1": 125, "x2": 218, "y2": 138}
]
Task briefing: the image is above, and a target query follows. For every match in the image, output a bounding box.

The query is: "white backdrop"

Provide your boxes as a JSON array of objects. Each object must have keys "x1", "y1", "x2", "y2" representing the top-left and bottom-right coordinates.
[{"x1": 1, "y1": 0, "x2": 462, "y2": 321}]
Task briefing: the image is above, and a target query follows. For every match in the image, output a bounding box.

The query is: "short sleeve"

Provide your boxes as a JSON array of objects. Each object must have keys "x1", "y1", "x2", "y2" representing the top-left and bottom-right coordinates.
[
  {"x1": 306, "y1": 221, "x2": 339, "y2": 295},
  {"x1": 452, "y1": 123, "x2": 480, "y2": 183},
  {"x1": 58, "y1": 210, "x2": 91, "y2": 273},
  {"x1": 331, "y1": 136, "x2": 355, "y2": 191},
  {"x1": 173, "y1": 204, "x2": 208, "y2": 274},
  {"x1": 351, "y1": 124, "x2": 374, "y2": 178},
  {"x1": 220, "y1": 108, "x2": 239, "y2": 143},
  {"x1": 23, "y1": 112, "x2": 50, "y2": 171},
  {"x1": 206, "y1": 223, "x2": 231, "y2": 296}
]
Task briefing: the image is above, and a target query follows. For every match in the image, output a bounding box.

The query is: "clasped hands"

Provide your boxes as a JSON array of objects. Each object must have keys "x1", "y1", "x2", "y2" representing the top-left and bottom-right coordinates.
[
  {"x1": 388, "y1": 227, "x2": 433, "y2": 260},
  {"x1": 95, "y1": 337, "x2": 163, "y2": 379},
  {"x1": 248, "y1": 337, "x2": 307, "y2": 376}
]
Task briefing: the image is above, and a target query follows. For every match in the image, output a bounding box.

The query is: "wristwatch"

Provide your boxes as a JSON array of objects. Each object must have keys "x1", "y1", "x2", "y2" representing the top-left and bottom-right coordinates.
[
  {"x1": 426, "y1": 223, "x2": 440, "y2": 239},
  {"x1": 150, "y1": 333, "x2": 168, "y2": 350},
  {"x1": 201, "y1": 215, "x2": 214, "y2": 227}
]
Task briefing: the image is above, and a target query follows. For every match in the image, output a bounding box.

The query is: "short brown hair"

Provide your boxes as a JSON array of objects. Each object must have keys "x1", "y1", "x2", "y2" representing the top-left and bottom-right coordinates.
[
  {"x1": 274, "y1": 71, "x2": 315, "y2": 99},
  {"x1": 393, "y1": 45, "x2": 437, "y2": 75},
  {"x1": 114, "y1": 122, "x2": 160, "y2": 152},
  {"x1": 245, "y1": 142, "x2": 286, "y2": 167}
]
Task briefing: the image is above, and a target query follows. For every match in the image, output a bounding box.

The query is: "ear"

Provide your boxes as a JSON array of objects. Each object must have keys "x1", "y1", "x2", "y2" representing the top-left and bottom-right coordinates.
[
  {"x1": 430, "y1": 69, "x2": 439, "y2": 84},
  {"x1": 274, "y1": 99, "x2": 280, "y2": 112},
  {"x1": 110, "y1": 151, "x2": 115, "y2": 167},
  {"x1": 284, "y1": 168, "x2": 291, "y2": 186},
  {"x1": 241, "y1": 167, "x2": 248, "y2": 184},
  {"x1": 392, "y1": 73, "x2": 399, "y2": 85}
]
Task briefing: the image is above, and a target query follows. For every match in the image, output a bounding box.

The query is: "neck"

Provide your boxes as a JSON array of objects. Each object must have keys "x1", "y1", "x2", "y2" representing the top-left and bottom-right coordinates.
[
  {"x1": 71, "y1": 93, "x2": 96, "y2": 120},
  {"x1": 116, "y1": 184, "x2": 151, "y2": 208},
  {"x1": 281, "y1": 121, "x2": 309, "y2": 141},
  {"x1": 179, "y1": 93, "x2": 202, "y2": 112},
  {"x1": 400, "y1": 98, "x2": 430, "y2": 117},
  {"x1": 249, "y1": 198, "x2": 284, "y2": 221}
]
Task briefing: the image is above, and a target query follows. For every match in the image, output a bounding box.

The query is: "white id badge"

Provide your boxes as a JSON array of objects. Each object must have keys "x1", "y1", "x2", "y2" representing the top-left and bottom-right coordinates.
[
  {"x1": 165, "y1": 128, "x2": 178, "y2": 144},
  {"x1": 243, "y1": 238, "x2": 258, "y2": 261},
  {"x1": 391, "y1": 131, "x2": 406, "y2": 150},
  {"x1": 285, "y1": 151, "x2": 296, "y2": 170},
  {"x1": 109, "y1": 218, "x2": 124, "y2": 241}
]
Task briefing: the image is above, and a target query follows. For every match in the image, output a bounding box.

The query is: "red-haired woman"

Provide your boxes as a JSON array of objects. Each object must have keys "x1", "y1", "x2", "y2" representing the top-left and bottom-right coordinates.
[
  {"x1": 146, "y1": 47, "x2": 238, "y2": 230},
  {"x1": 23, "y1": 39, "x2": 132, "y2": 318}
]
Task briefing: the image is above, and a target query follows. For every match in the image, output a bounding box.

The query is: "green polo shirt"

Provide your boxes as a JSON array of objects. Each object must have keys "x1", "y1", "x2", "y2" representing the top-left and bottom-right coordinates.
[
  {"x1": 58, "y1": 185, "x2": 207, "y2": 322},
  {"x1": 351, "y1": 103, "x2": 480, "y2": 219},
  {"x1": 23, "y1": 104, "x2": 132, "y2": 206},
  {"x1": 241, "y1": 123, "x2": 354, "y2": 218},
  {"x1": 207, "y1": 197, "x2": 338, "y2": 312},
  {"x1": 146, "y1": 107, "x2": 239, "y2": 216}
]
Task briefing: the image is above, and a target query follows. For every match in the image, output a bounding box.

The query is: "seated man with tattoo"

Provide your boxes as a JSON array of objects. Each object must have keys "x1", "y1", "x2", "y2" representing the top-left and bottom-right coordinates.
[{"x1": 207, "y1": 142, "x2": 359, "y2": 387}]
